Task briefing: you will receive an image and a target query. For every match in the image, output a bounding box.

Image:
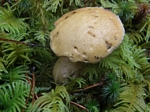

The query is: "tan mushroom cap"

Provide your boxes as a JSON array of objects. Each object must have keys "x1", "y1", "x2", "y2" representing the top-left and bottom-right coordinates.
[{"x1": 50, "y1": 7, "x2": 125, "y2": 63}]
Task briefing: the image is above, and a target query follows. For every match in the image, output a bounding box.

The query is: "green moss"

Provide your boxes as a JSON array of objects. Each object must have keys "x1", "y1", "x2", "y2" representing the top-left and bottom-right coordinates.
[{"x1": 0, "y1": 0, "x2": 150, "y2": 111}]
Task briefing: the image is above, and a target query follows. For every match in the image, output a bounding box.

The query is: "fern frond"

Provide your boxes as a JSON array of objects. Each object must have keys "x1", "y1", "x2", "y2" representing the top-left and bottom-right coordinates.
[
  {"x1": 100, "y1": 48, "x2": 134, "y2": 79},
  {"x1": 110, "y1": 83, "x2": 147, "y2": 112},
  {"x1": 83, "y1": 64, "x2": 102, "y2": 83},
  {"x1": 99, "y1": 0, "x2": 117, "y2": 8},
  {"x1": 86, "y1": 99, "x2": 100, "y2": 112},
  {"x1": 66, "y1": 77, "x2": 85, "y2": 91},
  {"x1": 30, "y1": 86, "x2": 70, "y2": 112},
  {"x1": 34, "y1": 30, "x2": 49, "y2": 46},
  {"x1": 2, "y1": 43, "x2": 33, "y2": 66},
  {"x1": 141, "y1": 63, "x2": 150, "y2": 92},
  {"x1": 74, "y1": 77, "x2": 85, "y2": 88},
  {"x1": 0, "y1": 57, "x2": 7, "y2": 75},
  {"x1": 0, "y1": 80, "x2": 30, "y2": 112},
  {"x1": 100, "y1": 73, "x2": 120, "y2": 105},
  {"x1": 32, "y1": 47, "x2": 55, "y2": 66},
  {"x1": 146, "y1": 103, "x2": 150, "y2": 112},
  {"x1": 0, "y1": 5, "x2": 28, "y2": 39},
  {"x1": 69, "y1": 0, "x2": 83, "y2": 6},
  {"x1": 16, "y1": 0, "x2": 32, "y2": 13},
  {"x1": 119, "y1": 36, "x2": 141, "y2": 69},
  {"x1": 140, "y1": 16, "x2": 150, "y2": 41},
  {"x1": 116, "y1": 1, "x2": 137, "y2": 22},
  {"x1": 128, "y1": 31, "x2": 145, "y2": 44},
  {"x1": 144, "y1": 77, "x2": 150, "y2": 92},
  {"x1": 43, "y1": 0, "x2": 62, "y2": 13},
  {"x1": 101, "y1": 81, "x2": 120, "y2": 105},
  {"x1": 1, "y1": 65, "x2": 29, "y2": 82}
]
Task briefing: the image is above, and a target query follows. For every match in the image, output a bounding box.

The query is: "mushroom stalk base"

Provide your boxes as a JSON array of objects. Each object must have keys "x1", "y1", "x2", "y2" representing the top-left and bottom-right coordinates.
[{"x1": 53, "y1": 57, "x2": 84, "y2": 84}]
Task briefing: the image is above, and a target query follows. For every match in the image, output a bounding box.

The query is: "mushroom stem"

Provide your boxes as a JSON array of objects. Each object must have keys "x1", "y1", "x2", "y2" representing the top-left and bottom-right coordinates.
[{"x1": 53, "y1": 56, "x2": 84, "y2": 84}]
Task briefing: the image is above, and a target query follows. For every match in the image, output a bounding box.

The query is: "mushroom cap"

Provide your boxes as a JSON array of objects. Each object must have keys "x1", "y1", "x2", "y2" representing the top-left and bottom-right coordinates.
[{"x1": 50, "y1": 7, "x2": 125, "y2": 63}]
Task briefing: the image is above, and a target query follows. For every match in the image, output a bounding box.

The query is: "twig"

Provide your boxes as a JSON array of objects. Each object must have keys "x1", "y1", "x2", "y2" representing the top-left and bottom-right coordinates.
[
  {"x1": 70, "y1": 101, "x2": 89, "y2": 112},
  {"x1": 74, "y1": 82, "x2": 103, "y2": 92},
  {"x1": 31, "y1": 71, "x2": 36, "y2": 104},
  {"x1": 25, "y1": 72, "x2": 36, "y2": 105},
  {"x1": 22, "y1": 71, "x2": 37, "y2": 112},
  {"x1": 0, "y1": 38, "x2": 27, "y2": 45},
  {"x1": 22, "y1": 74, "x2": 32, "y2": 112},
  {"x1": 25, "y1": 74, "x2": 32, "y2": 104},
  {"x1": 0, "y1": 37, "x2": 46, "y2": 47}
]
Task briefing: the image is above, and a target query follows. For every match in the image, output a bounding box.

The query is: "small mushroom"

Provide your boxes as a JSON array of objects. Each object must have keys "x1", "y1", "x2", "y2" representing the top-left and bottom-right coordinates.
[{"x1": 50, "y1": 7, "x2": 125, "y2": 83}]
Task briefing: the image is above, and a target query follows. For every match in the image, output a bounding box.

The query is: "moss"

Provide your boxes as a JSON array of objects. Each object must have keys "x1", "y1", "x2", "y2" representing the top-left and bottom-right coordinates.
[{"x1": 0, "y1": 0, "x2": 150, "y2": 111}]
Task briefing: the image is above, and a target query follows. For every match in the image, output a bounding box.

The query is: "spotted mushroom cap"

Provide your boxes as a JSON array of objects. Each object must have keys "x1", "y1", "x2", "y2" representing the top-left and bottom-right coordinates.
[{"x1": 50, "y1": 7, "x2": 125, "y2": 63}]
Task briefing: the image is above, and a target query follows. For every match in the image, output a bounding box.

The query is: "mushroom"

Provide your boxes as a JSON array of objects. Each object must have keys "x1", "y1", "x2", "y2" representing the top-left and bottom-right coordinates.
[{"x1": 50, "y1": 7, "x2": 125, "y2": 83}]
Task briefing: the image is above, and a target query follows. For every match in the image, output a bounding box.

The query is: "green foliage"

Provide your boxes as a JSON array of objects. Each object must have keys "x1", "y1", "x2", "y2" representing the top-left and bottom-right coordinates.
[
  {"x1": 140, "y1": 16, "x2": 150, "y2": 41},
  {"x1": 30, "y1": 86, "x2": 70, "y2": 112},
  {"x1": 128, "y1": 15, "x2": 150, "y2": 44},
  {"x1": 1, "y1": 65, "x2": 29, "y2": 82},
  {"x1": 0, "y1": 4, "x2": 28, "y2": 39},
  {"x1": 0, "y1": 57, "x2": 7, "y2": 75},
  {"x1": 99, "y1": 0, "x2": 137, "y2": 23},
  {"x1": 99, "y1": 0, "x2": 118, "y2": 8},
  {"x1": 100, "y1": 35, "x2": 148, "y2": 82},
  {"x1": 114, "y1": 1, "x2": 137, "y2": 23},
  {"x1": 85, "y1": 99, "x2": 100, "y2": 112},
  {"x1": 34, "y1": 30, "x2": 49, "y2": 46},
  {"x1": 2, "y1": 43, "x2": 33, "y2": 67},
  {"x1": 110, "y1": 83, "x2": 148, "y2": 112},
  {"x1": 66, "y1": 77, "x2": 85, "y2": 92},
  {"x1": 43, "y1": 0, "x2": 63, "y2": 13},
  {"x1": 0, "y1": 80, "x2": 30, "y2": 112},
  {"x1": 0, "y1": 0, "x2": 150, "y2": 112},
  {"x1": 69, "y1": 0, "x2": 83, "y2": 6},
  {"x1": 100, "y1": 74, "x2": 121, "y2": 105},
  {"x1": 83, "y1": 64, "x2": 102, "y2": 83}
]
